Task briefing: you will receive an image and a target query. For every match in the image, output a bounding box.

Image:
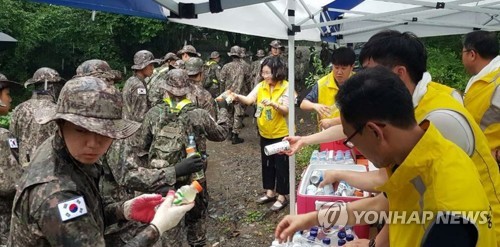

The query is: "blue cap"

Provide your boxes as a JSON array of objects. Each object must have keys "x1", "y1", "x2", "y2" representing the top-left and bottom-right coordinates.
[
  {"x1": 346, "y1": 234, "x2": 355, "y2": 241},
  {"x1": 310, "y1": 226, "x2": 319, "y2": 232},
  {"x1": 309, "y1": 230, "x2": 318, "y2": 237},
  {"x1": 338, "y1": 230, "x2": 346, "y2": 239},
  {"x1": 323, "y1": 238, "x2": 331, "y2": 245},
  {"x1": 338, "y1": 239, "x2": 347, "y2": 246}
]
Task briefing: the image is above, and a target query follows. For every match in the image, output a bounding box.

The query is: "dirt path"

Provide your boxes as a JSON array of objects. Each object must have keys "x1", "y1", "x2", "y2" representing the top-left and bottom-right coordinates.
[{"x1": 204, "y1": 108, "x2": 316, "y2": 247}]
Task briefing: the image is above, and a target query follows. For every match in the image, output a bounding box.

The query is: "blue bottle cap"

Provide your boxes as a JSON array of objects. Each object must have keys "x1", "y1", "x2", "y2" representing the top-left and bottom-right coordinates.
[
  {"x1": 337, "y1": 230, "x2": 346, "y2": 239},
  {"x1": 310, "y1": 226, "x2": 319, "y2": 232},
  {"x1": 309, "y1": 230, "x2": 318, "y2": 237},
  {"x1": 338, "y1": 239, "x2": 347, "y2": 246},
  {"x1": 346, "y1": 234, "x2": 355, "y2": 241},
  {"x1": 322, "y1": 238, "x2": 331, "y2": 245}
]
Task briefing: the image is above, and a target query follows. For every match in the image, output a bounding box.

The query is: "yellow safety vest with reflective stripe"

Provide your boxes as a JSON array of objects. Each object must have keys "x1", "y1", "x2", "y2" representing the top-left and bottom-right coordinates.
[
  {"x1": 378, "y1": 122, "x2": 496, "y2": 247},
  {"x1": 428, "y1": 81, "x2": 463, "y2": 103},
  {"x1": 256, "y1": 80, "x2": 289, "y2": 139},
  {"x1": 464, "y1": 67, "x2": 500, "y2": 152},
  {"x1": 414, "y1": 83, "x2": 500, "y2": 244},
  {"x1": 317, "y1": 72, "x2": 340, "y2": 119}
]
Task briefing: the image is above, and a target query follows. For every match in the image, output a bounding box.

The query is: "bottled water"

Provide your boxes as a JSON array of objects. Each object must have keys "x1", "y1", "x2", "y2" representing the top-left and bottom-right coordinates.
[
  {"x1": 187, "y1": 135, "x2": 204, "y2": 181},
  {"x1": 318, "y1": 151, "x2": 327, "y2": 165},
  {"x1": 343, "y1": 150, "x2": 354, "y2": 164},
  {"x1": 345, "y1": 226, "x2": 357, "y2": 242},
  {"x1": 327, "y1": 150, "x2": 334, "y2": 165},
  {"x1": 338, "y1": 239, "x2": 346, "y2": 246},
  {"x1": 310, "y1": 150, "x2": 319, "y2": 165},
  {"x1": 334, "y1": 181, "x2": 355, "y2": 196},
  {"x1": 322, "y1": 238, "x2": 331, "y2": 246},
  {"x1": 173, "y1": 181, "x2": 203, "y2": 205},
  {"x1": 306, "y1": 184, "x2": 317, "y2": 195},
  {"x1": 334, "y1": 150, "x2": 344, "y2": 164}
]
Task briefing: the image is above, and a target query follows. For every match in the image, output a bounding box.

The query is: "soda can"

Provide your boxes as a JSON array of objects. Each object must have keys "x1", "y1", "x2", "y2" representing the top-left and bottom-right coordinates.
[
  {"x1": 254, "y1": 105, "x2": 263, "y2": 118},
  {"x1": 310, "y1": 170, "x2": 323, "y2": 185},
  {"x1": 264, "y1": 140, "x2": 290, "y2": 156},
  {"x1": 306, "y1": 184, "x2": 317, "y2": 195}
]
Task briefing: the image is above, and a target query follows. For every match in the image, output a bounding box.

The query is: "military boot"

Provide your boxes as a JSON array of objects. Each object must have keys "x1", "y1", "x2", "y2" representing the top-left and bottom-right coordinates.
[{"x1": 231, "y1": 133, "x2": 244, "y2": 144}]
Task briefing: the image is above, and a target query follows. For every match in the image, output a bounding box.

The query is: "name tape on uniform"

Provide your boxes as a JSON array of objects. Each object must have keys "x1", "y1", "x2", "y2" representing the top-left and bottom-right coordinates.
[{"x1": 58, "y1": 196, "x2": 88, "y2": 222}]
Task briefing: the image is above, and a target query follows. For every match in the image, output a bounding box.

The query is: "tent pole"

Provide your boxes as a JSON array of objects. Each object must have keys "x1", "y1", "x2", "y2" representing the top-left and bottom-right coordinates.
[
  {"x1": 265, "y1": 2, "x2": 293, "y2": 30},
  {"x1": 287, "y1": 0, "x2": 296, "y2": 216}
]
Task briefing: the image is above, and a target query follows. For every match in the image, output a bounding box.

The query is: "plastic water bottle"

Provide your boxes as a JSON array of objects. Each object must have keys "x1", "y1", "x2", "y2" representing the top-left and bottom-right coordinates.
[
  {"x1": 307, "y1": 230, "x2": 318, "y2": 244},
  {"x1": 334, "y1": 150, "x2": 344, "y2": 164},
  {"x1": 345, "y1": 226, "x2": 356, "y2": 242},
  {"x1": 338, "y1": 239, "x2": 346, "y2": 246},
  {"x1": 187, "y1": 135, "x2": 205, "y2": 181},
  {"x1": 173, "y1": 180, "x2": 203, "y2": 205},
  {"x1": 327, "y1": 150, "x2": 334, "y2": 165},
  {"x1": 343, "y1": 150, "x2": 353, "y2": 164},
  {"x1": 322, "y1": 238, "x2": 331, "y2": 246},
  {"x1": 310, "y1": 150, "x2": 319, "y2": 165},
  {"x1": 319, "y1": 151, "x2": 327, "y2": 165},
  {"x1": 306, "y1": 184, "x2": 318, "y2": 195}
]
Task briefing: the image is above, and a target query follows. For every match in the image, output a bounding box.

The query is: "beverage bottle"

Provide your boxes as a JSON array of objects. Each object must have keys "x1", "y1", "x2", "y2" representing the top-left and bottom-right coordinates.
[
  {"x1": 343, "y1": 150, "x2": 354, "y2": 164},
  {"x1": 345, "y1": 226, "x2": 356, "y2": 242},
  {"x1": 306, "y1": 230, "x2": 318, "y2": 244},
  {"x1": 173, "y1": 180, "x2": 203, "y2": 205},
  {"x1": 310, "y1": 150, "x2": 319, "y2": 165},
  {"x1": 337, "y1": 239, "x2": 346, "y2": 246},
  {"x1": 322, "y1": 238, "x2": 331, "y2": 246},
  {"x1": 334, "y1": 150, "x2": 344, "y2": 164},
  {"x1": 187, "y1": 135, "x2": 204, "y2": 181}
]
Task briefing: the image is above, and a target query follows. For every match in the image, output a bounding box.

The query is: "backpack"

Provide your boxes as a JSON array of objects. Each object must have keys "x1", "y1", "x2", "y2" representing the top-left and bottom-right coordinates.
[
  {"x1": 203, "y1": 60, "x2": 219, "y2": 90},
  {"x1": 148, "y1": 98, "x2": 196, "y2": 171}
]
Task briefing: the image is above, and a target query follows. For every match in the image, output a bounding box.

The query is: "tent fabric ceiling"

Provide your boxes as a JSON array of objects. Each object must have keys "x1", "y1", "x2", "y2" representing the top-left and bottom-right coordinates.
[
  {"x1": 29, "y1": 0, "x2": 166, "y2": 19},
  {"x1": 0, "y1": 32, "x2": 17, "y2": 43}
]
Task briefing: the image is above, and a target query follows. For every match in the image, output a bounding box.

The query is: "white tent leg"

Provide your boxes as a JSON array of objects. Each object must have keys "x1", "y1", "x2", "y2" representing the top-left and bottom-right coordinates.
[{"x1": 287, "y1": 0, "x2": 296, "y2": 216}]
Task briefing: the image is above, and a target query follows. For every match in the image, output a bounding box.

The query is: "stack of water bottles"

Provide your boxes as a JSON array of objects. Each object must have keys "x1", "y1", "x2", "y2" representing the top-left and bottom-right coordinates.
[
  {"x1": 270, "y1": 226, "x2": 358, "y2": 247},
  {"x1": 309, "y1": 150, "x2": 355, "y2": 166}
]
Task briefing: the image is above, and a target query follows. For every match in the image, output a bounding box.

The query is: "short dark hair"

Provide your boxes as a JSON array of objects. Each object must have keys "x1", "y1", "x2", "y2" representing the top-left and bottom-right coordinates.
[
  {"x1": 359, "y1": 30, "x2": 427, "y2": 85},
  {"x1": 336, "y1": 66, "x2": 417, "y2": 130},
  {"x1": 463, "y1": 31, "x2": 499, "y2": 60},
  {"x1": 332, "y1": 47, "x2": 356, "y2": 66},
  {"x1": 261, "y1": 56, "x2": 287, "y2": 81}
]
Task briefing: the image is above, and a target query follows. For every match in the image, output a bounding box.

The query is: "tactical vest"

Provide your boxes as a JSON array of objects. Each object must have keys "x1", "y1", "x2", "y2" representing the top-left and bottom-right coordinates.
[
  {"x1": 149, "y1": 98, "x2": 195, "y2": 173},
  {"x1": 203, "y1": 60, "x2": 219, "y2": 90}
]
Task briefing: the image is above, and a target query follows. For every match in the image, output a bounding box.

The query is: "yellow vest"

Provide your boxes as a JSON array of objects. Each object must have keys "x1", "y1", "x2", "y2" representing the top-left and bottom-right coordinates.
[
  {"x1": 317, "y1": 72, "x2": 340, "y2": 119},
  {"x1": 428, "y1": 81, "x2": 456, "y2": 96},
  {"x1": 464, "y1": 67, "x2": 500, "y2": 152},
  {"x1": 256, "y1": 80, "x2": 289, "y2": 139},
  {"x1": 378, "y1": 122, "x2": 496, "y2": 247},
  {"x1": 414, "y1": 83, "x2": 500, "y2": 244}
]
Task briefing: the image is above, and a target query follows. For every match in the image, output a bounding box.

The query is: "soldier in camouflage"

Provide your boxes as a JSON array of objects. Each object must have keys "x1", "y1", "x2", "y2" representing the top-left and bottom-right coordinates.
[
  {"x1": 255, "y1": 40, "x2": 288, "y2": 83},
  {"x1": 124, "y1": 69, "x2": 230, "y2": 247},
  {"x1": 122, "y1": 50, "x2": 160, "y2": 123},
  {"x1": 74, "y1": 59, "x2": 122, "y2": 85},
  {"x1": 148, "y1": 52, "x2": 180, "y2": 106},
  {"x1": 8, "y1": 76, "x2": 193, "y2": 247},
  {"x1": 0, "y1": 73, "x2": 23, "y2": 245},
  {"x1": 251, "y1": 49, "x2": 266, "y2": 88},
  {"x1": 177, "y1": 45, "x2": 201, "y2": 61},
  {"x1": 219, "y1": 46, "x2": 252, "y2": 144},
  {"x1": 185, "y1": 57, "x2": 217, "y2": 118},
  {"x1": 204, "y1": 51, "x2": 222, "y2": 97},
  {"x1": 10, "y1": 68, "x2": 64, "y2": 168}
]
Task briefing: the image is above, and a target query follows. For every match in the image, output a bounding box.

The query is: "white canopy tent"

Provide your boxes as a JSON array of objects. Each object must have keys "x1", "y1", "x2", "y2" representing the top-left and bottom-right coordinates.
[{"x1": 154, "y1": 0, "x2": 500, "y2": 214}]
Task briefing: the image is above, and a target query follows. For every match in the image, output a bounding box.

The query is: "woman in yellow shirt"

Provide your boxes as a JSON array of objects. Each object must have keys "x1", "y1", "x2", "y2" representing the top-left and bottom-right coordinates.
[{"x1": 233, "y1": 57, "x2": 291, "y2": 211}]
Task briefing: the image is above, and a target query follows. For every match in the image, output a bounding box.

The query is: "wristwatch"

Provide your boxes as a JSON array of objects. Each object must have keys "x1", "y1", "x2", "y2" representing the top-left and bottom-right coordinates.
[{"x1": 369, "y1": 238, "x2": 376, "y2": 247}]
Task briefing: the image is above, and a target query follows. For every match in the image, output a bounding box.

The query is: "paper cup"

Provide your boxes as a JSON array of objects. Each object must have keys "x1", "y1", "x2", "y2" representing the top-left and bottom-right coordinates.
[{"x1": 264, "y1": 140, "x2": 290, "y2": 156}]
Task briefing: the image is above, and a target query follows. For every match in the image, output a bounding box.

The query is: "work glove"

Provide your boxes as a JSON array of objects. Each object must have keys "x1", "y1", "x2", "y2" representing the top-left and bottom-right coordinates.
[
  {"x1": 174, "y1": 155, "x2": 203, "y2": 177},
  {"x1": 123, "y1": 194, "x2": 165, "y2": 223},
  {"x1": 150, "y1": 190, "x2": 195, "y2": 234}
]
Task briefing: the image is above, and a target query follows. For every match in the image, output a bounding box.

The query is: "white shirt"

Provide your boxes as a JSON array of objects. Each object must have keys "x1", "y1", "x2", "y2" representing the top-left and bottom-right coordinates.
[
  {"x1": 465, "y1": 55, "x2": 500, "y2": 94},
  {"x1": 414, "y1": 72, "x2": 474, "y2": 156}
]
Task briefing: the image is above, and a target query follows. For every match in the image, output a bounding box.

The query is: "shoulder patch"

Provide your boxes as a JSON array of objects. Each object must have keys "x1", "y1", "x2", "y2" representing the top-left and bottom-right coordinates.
[
  {"x1": 137, "y1": 88, "x2": 147, "y2": 95},
  {"x1": 58, "y1": 196, "x2": 88, "y2": 222},
  {"x1": 8, "y1": 138, "x2": 18, "y2": 149}
]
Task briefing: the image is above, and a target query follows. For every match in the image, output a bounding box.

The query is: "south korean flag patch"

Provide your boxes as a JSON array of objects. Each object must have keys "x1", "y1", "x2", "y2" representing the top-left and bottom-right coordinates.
[
  {"x1": 58, "y1": 196, "x2": 88, "y2": 222},
  {"x1": 137, "y1": 88, "x2": 147, "y2": 95}
]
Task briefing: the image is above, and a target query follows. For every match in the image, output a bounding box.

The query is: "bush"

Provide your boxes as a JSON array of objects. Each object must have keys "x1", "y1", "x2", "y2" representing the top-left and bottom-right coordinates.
[{"x1": 0, "y1": 112, "x2": 11, "y2": 129}]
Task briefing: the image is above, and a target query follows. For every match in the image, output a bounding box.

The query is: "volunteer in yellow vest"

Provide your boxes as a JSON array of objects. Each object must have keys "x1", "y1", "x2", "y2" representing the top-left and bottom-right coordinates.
[
  {"x1": 300, "y1": 47, "x2": 355, "y2": 129},
  {"x1": 275, "y1": 67, "x2": 497, "y2": 246},
  {"x1": 232, "y1": 56, "x2": 293, "y2": 212},
  {"x1": 283, "y1": 30, "x2": 500, "y2": 246},
  {"x1": 462, "y1": 30, "x2": 500, "y2": 164}
]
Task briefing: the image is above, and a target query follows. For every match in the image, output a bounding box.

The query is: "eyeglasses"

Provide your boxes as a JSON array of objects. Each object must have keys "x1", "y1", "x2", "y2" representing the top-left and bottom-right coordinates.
[
  {"x1": 261, "y1": 71, "x2": 272, "y2": 77},
  {"x1": 343, "y1": 124, "x2": 365, "y2": 149}
]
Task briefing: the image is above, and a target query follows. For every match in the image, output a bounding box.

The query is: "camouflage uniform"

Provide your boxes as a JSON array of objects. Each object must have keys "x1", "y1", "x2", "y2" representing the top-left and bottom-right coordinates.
[
  {"x1": 10, "y1": 68, "x2": 64, "y2": 167},
  {"x1": 124, "y1": 69, "x2": 230, "y2": 247},
  {"x1": 251, "y1": 50, "x2": 266, "y2": 88},
  {"x1": 0, "y1": 74, "x2": 23, "y2": 244},
  {"x1": 185, "y1": 57, "x2": 217, "y2": 119},
  {"x1": 177, "y1": 45, "x2": 201, "y2": 60},
  {"x1": 122, "y1": 50, "x2": 160, "y2": 122},
  {"x1": 148, "y1": 53, "x2": 179, "y2": 98},
  {"x1": 219, "y1": 46, "x2": 251, "y2": 137},
  {"x1": 7, "y1": 76, "x2": 173, "y2": 247},
  {"x1": 74, "y1": 59, "x2": 122, "y2": 85},
  {"x1": 204, "y1": 51, "x2": 222, "y2": 97}
]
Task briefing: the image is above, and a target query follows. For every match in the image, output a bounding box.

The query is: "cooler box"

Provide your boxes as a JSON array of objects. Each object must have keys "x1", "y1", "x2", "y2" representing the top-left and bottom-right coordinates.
[
  {"x1": 320, "y1": 140, "x2": 362, "y2": 156},
  {"x1": 296, "y1": 164, "x2": 370, "y2": 239}
]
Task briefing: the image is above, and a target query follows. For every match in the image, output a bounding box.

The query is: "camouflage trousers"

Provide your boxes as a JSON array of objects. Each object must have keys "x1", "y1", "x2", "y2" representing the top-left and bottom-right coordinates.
[
  {"x1": 0, "y1": 198, "x2": 13, "y2": 245},
  {"x1": 161, "y1": 179, "x2": 209, "y2": 247},
  {"x1": 231, "y1": 104, "x2": 244, "y2": 134}
]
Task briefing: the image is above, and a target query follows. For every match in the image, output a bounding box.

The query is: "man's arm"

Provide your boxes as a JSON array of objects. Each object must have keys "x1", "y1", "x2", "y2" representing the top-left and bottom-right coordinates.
[
  {"x1": 191, "y1": 108, "x2": 230, "y2": 142},
  {"x1": 284, "y1": 125, "x2": 346, "y2": 156},
  {"x1": 320, "y1": 169, "x2": 388, "y2": 193}
]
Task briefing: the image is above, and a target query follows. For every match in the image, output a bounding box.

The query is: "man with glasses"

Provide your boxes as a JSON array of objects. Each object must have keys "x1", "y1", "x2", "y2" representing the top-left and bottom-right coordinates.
[
  {"x1": 461, "y1": 30, "x2": 500, "y2": 165},
  {"x1": 283, "y1": 30, "x2": 500, "y2": 245},
  {"x1": 275, "y1": 67, "x2": 496, "y2": 247}
]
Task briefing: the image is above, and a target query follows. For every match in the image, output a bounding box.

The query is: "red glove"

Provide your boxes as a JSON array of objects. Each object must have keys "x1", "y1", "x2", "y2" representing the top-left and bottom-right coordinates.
[{"x1": 123, "y1": 194, "x2": 165, "y2": 223}]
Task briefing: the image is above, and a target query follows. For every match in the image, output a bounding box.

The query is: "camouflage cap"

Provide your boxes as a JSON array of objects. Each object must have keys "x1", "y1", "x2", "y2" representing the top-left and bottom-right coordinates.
[
  {"x1": 131, "y1": 50, "x2": 161, "y2": 70},
  {"x1": 35, "y1": 76, "x2": 140, "y2": 139},
  {"x1": 74, "y1": 59, "x2": 122, "y2": 83},
  {"x1": 0, "y1": 73, "x2": 21, "y2": 89},
  {"x1": 227, "y1": 45, "x2": 242, "y2": 57},
  {"x1": 240, "y1": 47, "x2": 247, "y2": 58},
  {"x1": 185, "y1": 57, "x2": 204, "y2": 76},
  {"x1": 256, "y1": 49, "x2": 266, "y2": 58},
  {"x1": 270, "y1": 40, "x2": 284, "y2": 49},
  {"x1": 25, "y1": 67, "x2": 65, "y2": 88},
  {"x1": 163, "y1": 52, "x2": 180, "y2": 62},
  {"x1": 210, "y1": 51, "x2": 220, "y2": 59},
  {"x1": 164, "y1": 69, "x2": 190, "y2": 97},
  {"x1": 177, "y1": 45, "x2": 201, "y2": 57},
  {"x1": 174, "y1": 60, "x2": 185, "y2": 69}
]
